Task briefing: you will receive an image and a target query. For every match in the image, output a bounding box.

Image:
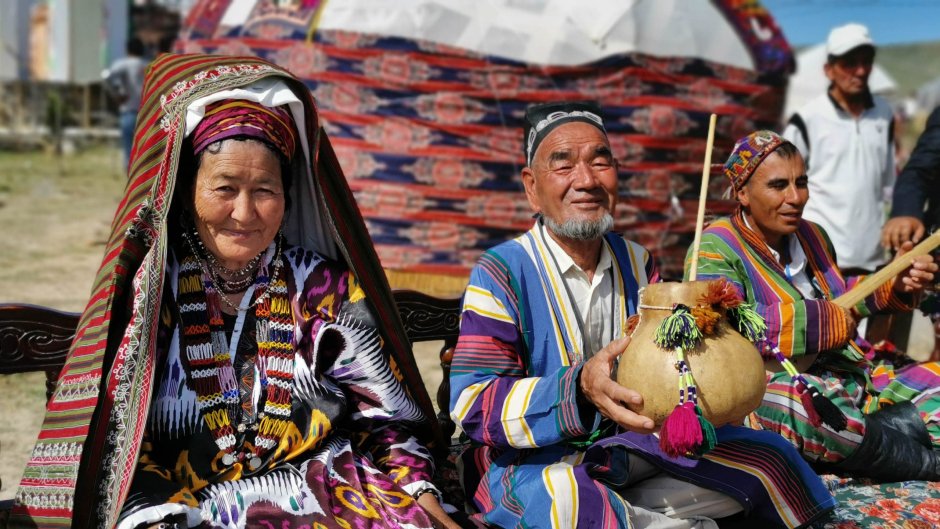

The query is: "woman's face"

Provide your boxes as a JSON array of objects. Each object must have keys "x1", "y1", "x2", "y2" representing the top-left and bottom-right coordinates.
[{"x1": 191, "y1": 139, "x2": 285, "y2": 270}]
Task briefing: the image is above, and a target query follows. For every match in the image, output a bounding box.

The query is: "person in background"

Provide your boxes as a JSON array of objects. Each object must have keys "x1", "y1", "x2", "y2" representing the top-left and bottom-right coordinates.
[
  {"x1": 449, "y1": 102, "x2": 835, "y2": 529},
  {"x1": 882, "y1": 105, "x2": 940, "y2": 363},
  {"x1": 882, "y1": 106, "x2": 940, "y2": 250},
  {"x1": 104, "y1": 36, "x2": 147, "y2": 169},
  {"x1": 783, "y1": 23, "x2": 894, "y2": 276}
]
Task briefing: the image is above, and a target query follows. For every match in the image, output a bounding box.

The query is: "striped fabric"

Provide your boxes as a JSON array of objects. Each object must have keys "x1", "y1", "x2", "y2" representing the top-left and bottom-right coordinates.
[
  {"x1": 11, "y1": 54, "x2": 436, "y2": 529},
  {"x1": 688, "y1": 213, "x2": 940, "y2": 462},
  {"x1": 688, "y1": 215, "x2": 911, "y2": 361},
  {"x1": 450, "y1": 226, "x2": 835, "y2": 528}
]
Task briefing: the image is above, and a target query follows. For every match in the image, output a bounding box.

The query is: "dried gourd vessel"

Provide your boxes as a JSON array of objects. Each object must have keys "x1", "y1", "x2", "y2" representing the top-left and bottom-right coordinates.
[{"x1": 616, "y1": 279, "x2": 767, "y2": 457}]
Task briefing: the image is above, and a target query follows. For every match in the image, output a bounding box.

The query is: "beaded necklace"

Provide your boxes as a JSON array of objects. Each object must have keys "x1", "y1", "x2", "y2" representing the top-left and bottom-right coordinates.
[
  {"x1": 182, "y1": 228, "x2": 284, "y2": 312},
  {"x1": 176, "y1": 238, "x2": 294, "y2": 471}
]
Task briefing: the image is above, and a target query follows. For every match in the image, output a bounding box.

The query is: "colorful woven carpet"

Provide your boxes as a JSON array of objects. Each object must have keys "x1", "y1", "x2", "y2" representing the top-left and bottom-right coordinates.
[{"x1": 178, "y1": 0, "x2": 794, "y2": 282}]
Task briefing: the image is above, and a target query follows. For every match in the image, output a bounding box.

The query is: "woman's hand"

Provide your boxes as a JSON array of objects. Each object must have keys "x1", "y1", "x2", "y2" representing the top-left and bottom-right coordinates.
[
  {"x1": 416, "y1": 490, "x2": 462, "y2": 529},
  {"x1": 892, "y1": 240, "x2": 938, "y2": 294}
]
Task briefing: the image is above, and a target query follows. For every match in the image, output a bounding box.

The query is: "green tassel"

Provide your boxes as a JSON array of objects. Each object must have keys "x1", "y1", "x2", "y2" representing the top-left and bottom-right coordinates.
[
  {"x1": 654, "y1": 305, "x2": 702, "y2": 350},
  {"x1": 730, "y1": 303, "x2": 767, "y2": 342},
  {"x1": 694, "y1": 404, "x2": 717, "y2": 455}
]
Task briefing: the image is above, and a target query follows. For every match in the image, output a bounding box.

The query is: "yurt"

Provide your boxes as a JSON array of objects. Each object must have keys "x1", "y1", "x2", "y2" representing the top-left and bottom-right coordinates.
[{"x1": 178, "y1": 0, "x2": 795, "y2": 292}]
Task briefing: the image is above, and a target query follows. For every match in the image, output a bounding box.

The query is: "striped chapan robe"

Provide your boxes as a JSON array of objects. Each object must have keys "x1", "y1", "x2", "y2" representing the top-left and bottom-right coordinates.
[
  {"x1": 450, "y1": 225, "x2": 835, "y2": 529},
  {"x1": 688, "y1": 214, "x2": 940, "y2": 463}
]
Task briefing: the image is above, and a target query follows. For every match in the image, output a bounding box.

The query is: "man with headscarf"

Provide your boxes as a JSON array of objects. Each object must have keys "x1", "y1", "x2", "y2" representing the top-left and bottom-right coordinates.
[
  {"x1": 783, "y1": 23, "x2": 895, "y2": 276},
  {"x1": 687, "y1": 130, "x2": 940, "y2": 482},
  {"x1": 449, "y1": 103, "x2": 836, "y2": 529}
]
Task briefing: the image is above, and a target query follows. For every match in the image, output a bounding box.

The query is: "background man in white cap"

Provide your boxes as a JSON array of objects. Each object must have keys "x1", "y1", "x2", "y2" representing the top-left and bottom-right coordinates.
[{"x1": 783, "y1": 22, "x2": 895, "y2": 277}]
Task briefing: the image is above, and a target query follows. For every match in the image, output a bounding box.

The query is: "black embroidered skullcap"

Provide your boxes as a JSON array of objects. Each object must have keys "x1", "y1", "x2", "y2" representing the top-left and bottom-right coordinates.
[{"x1": 523, "y1": 101, "x2": 607, "y2": 166}]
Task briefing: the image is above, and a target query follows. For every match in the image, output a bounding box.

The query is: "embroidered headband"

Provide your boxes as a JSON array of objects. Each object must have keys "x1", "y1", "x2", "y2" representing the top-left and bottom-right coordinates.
[
  {"x1": 723, "y1": 130, "x2": 786, "y2": 194},
  {"x1": 191, "y1": 99, "x2": 298, "y2": 160},
  {"x1": 523, "y1": 101, "x2": 607, "y2": 166}
]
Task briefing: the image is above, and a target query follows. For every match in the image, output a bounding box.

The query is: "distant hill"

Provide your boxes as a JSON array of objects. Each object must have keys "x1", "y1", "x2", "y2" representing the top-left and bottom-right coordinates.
[{"x1": 877, "y1": 40, "x2": 940, "y2": 96}]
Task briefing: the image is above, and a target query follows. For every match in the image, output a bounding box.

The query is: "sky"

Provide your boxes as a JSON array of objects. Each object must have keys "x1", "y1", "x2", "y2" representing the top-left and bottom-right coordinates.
[{"x1": 763, "y1": 0, "x2": 940, "y2": 47}]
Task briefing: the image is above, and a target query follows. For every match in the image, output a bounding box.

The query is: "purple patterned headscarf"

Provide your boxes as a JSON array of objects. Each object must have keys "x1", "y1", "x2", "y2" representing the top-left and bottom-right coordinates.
[
  {"x1": 191, "y1": 99, "x2": 297, "y2": 159},
  {"x1": 723, "y1": 130, "x2": 785, "y2": 194}
]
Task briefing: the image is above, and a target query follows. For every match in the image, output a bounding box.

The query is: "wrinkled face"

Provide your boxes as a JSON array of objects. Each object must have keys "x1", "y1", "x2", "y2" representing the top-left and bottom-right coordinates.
[
  {"x1": 825, "y1": 46, "x2": 874, "y2": 98},
  {"x1": 522, "y1": 121, "x2": 618, "y2": 241},
  {"x1": 737, "y1": 151, "x2": 809, "y2": 247},
  {"x1": 191, "y1": 139, "x2": 285, "y2": 270}
]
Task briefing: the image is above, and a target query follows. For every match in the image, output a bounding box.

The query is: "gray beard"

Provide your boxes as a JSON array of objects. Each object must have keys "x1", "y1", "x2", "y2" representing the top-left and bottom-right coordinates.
[{"x1": 543, "y1": 213, "x2": 614, "y2": 241}]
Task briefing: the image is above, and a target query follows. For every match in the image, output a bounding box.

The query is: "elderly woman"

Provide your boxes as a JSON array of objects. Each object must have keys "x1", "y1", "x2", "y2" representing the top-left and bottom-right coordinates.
[
  {"x1": 685, "y1": 130, "x2": 940, "y2": 482},
  {"x1": 12, "y1": 55, "x2": 457, "y2": 529}
]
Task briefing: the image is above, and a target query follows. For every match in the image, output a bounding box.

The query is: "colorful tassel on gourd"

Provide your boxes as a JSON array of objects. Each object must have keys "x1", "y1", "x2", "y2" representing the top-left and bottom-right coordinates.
[
  {"x1": 700, "y1": 278, "x2": 743, "y2": 310},
  {"x1": 690, "y1": 306, "x2": 721, "y2": 335},
  {"x1": 625, "y1": 314, "x2": 641, "y2": 336},
  {"x1": 693, "y1": 404, "x2": 717, "y2": 454},
  {"x1": 729, "y1": 303, "x2": 767, "y2": 343},
  {"x1": 660, "y1": 401, "x2": 702, "y2": 457},
  {"x1": 768, "y1": 344, "x2": 848, "y2": 431},
  {"x1": 659, "y1": 349, "x2": 716, "y2": 457},
  {"x1": 654, "y1": 305, "x2": 702, "y2": 350}
]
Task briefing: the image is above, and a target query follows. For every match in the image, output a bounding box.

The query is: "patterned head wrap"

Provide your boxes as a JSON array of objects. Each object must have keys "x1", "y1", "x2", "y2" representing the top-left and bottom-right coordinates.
[
  {"x1": 723, "y1": 130, "x2": 785, "y2": 194},
  {"x1": 523, "y1": 101, "x2": 607, "y2": 166},
  {"x1": 191, "y1": 99, "x2": 298, "y2": 160}
]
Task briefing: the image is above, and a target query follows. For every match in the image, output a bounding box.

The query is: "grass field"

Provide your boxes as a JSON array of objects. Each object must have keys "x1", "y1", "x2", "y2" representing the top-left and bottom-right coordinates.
[
  {"x1": 878, "y1": 40, "x2": 940, "y2": 97},
  {"x1": 0, "y1": 145, "x2": 126, "y2": 500}
]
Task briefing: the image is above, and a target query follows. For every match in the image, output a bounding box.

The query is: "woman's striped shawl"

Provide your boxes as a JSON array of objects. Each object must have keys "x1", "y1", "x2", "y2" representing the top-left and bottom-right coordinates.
[
  {"x1": 687, "y1": 214, "x2": 912, "y2": 361},
  {"x1": 11, "y1": 53, "x2": 437, "y2": 529}
]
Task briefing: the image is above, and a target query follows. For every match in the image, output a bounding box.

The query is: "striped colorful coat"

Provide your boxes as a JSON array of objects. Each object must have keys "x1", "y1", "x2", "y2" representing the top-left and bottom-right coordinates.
[
  {"x1": 450, "y1": 226, "x2": 835, "y2": 528},
  {"x1": 688, "y1": 214, "x2": 911, "y2": 364},
  {"x1": 689, "y1": 214, "x2": 940, "y2": 461}
]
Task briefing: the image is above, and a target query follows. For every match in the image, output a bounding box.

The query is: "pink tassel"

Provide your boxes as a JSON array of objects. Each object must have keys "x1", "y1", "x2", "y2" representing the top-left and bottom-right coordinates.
[
  {"x1": 659, "y1": 401, "x2": 703, "y2": 457},
  {"x1": 796, "y1": 381, "x2": 822, "y2": 427}
]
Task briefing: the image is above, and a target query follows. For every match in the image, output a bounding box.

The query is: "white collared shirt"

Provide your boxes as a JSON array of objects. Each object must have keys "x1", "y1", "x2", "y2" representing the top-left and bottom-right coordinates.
[
  {"x1": 542, "y1": 231, "x2": 615, "y2": 357},
  {"x1": 742, "y1": 216, "x2": 817, "y2": 299}
]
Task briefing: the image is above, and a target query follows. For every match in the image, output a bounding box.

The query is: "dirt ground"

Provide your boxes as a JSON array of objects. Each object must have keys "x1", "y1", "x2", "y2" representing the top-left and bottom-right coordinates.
[
  {"x1": 0, "y1": 145, "x2": 451, "y2": 501},
  {"x1": 0, "y1": 146, "x2": 124, "y2": 500}
]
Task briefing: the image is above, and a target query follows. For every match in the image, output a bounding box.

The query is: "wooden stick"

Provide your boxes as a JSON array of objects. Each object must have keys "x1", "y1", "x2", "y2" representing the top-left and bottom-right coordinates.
[
  {"x1": 832, "y1": 229, "x2": 940, "y2": 309},
  {"x1": 688, "y1": 113, "x2": 718, "y2": 282}
]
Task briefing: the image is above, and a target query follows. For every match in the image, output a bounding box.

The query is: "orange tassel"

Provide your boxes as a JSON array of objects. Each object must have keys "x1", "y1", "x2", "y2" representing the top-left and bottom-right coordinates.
[
  {"x1": 699, "y1": 278, "x2": 742, "y2": 309},
  {"x1": 691, "y1": 306, "x2": 722, "y2": 335},
  {"x1": 625, "y1": 314, "x2": 641, "y2": 336}
]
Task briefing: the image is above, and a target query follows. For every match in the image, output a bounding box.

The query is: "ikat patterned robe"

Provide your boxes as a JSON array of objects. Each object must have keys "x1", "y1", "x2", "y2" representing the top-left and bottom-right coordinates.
[{"x1": 118, "y1": 245, "x2": 438, "y2": 528}]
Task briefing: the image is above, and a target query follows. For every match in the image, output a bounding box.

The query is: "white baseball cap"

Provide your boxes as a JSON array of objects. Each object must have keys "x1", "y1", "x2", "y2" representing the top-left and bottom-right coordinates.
[{"x1": 826, "y1": 23, "x2": 875, "y2": 57}]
